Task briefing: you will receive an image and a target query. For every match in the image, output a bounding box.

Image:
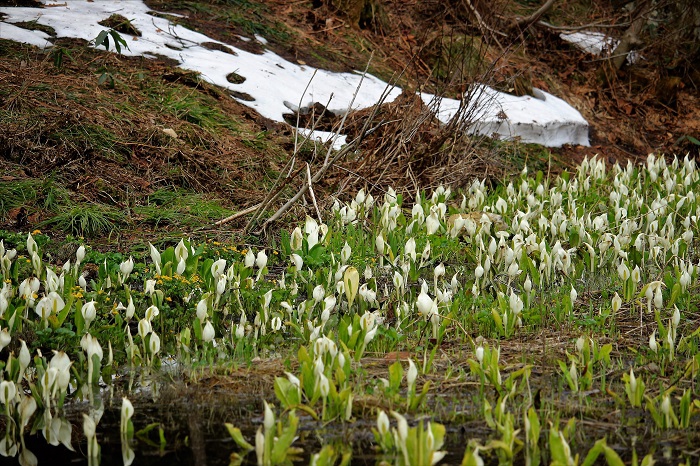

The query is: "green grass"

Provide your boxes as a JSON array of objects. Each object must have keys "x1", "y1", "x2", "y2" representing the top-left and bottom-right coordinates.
[
  {"x1": 0, "y1": 178, "x2": 72, "y2": 216},
  {"x1": 155, "y1": 86, "x2": 240, "y2": 132},
  {"x1": 134, "y1": 189, "x2": 235, "y2": 229},
  {"x1": 39, "y1": 203, "x2": 127, "y2": 237},
  {"x1": 156, "y1": 0, "x2": 291, "y2": 42}
]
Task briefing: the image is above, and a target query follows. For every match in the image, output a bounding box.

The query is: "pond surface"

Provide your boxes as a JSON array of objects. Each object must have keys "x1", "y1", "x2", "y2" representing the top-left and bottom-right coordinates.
[{"x1": 5, "y1": 363, "x2": 697, "y2": 466}]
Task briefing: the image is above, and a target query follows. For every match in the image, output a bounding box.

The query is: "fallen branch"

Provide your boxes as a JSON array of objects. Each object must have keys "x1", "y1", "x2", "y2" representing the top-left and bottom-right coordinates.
[
  {"x1": 514, "y1": 0, "x2": 557, "y2": 32},
  {"x1": 243, "y1": 70, "x2": 323, "y2": 234},
  {"x1": 606, "y1": 0, "x2": 649, "y2": 71},
  {"x1": 214, "y1": 203, "x2": 261, "y2": 226},
  {"x1": 258, "y1": 131, "x2": 361, "y2": 232},
  {"x1": 535, "y1": 19, "x2": 632, "y2": 32},
  {"x1": 242, "y1": 163, "x2": 306, "y2": 233}
]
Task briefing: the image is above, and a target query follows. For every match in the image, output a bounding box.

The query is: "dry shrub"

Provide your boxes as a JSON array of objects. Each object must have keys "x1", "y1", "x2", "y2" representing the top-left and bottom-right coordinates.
[{"x1": 334, "y1": 86, "x2": 513, "y2": 199}]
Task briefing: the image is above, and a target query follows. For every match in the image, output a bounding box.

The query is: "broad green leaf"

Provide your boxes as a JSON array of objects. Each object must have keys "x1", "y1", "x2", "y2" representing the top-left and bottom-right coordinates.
[
  {"x1": 270, "y1": 412, "x2": 299, "y2": 463},
  {"x1": 225, "y1": 424, "x2": 254, "y2": 451}
]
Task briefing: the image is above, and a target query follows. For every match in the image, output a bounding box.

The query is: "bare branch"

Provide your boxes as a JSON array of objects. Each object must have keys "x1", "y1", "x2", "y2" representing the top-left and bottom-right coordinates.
[
  {"x1": 514, "y1": 0, "x2": 557, "y2": 31},
  {"x1": 214, "y1": 204, "x2": 261, "y2": 226},
  {"x1": 536, "y1": 19, "x2": 632, "y2": 32},
  {"x1": 605, "y1": 0, "x2": 650, "y2": 72},
  {"x1": 460, "y1": 0, "x2": 506, "y2": 48},
  {"x1": 306, "y1": 162, "x2": 323, "y2": 224}
]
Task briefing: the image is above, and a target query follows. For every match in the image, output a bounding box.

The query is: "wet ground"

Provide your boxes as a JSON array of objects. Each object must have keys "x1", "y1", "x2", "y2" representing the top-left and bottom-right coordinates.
[{"x1": 9, "y1": 363, "x2": 699, "y2": 466}]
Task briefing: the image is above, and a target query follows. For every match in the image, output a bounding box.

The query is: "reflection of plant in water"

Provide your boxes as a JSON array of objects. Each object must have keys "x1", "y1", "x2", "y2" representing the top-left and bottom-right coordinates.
[
  {"x1": 373, "y1": 409, "x2": 446, "y2": 466},
  {"x1": 226, "y1": 401, "x2": 302, "y2": 466},
  {"x1": 121, "y1": 397, "x2": 135, "y2": 466},
  {"x1": 383, "y1": 358, "x2": 431, "y2": 412}
]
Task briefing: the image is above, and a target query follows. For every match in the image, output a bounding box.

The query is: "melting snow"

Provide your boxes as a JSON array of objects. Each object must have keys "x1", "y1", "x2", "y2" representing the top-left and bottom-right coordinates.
[
  {"x1": 423, "y1": 86, "x2": 590, "y2": 147},
  {"x1": 560, "y1": 31, "x2": 616, "y2": 56},
  {"x1": 0, "y1": 21, "x2": 52, "y2": 48},
  {"x1": 560, "y1": 31, "x2": 639, "y2": 65},
  {"x1": 0, "y1": 0, "x2": 589, "y2": 147},
  {"x1": 296, "y1": 129, "x2": 348, "y2": 151}
]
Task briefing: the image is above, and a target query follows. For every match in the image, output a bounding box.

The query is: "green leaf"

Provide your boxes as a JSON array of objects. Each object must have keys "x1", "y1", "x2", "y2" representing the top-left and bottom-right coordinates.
[
  {"x1": 94, "y1": 30, "x2": 109, "y2": 49},
  {"x1": 598, "y1": 344, "x2": 613, "y2": 364},
  {"x1": 270, "y1": 412, "x2": 299, "y2": 463},
  {"x1": 527, "y1": 407, "x2": 540, "y2": 446},
  {"x1": 135, "y1": 423, "x2": 162, "y2": 447},
  {"x1": 90, "y1": 353, "x2": 102, "y2": 385},
  {"x1": 602, "y1": 444, "x2": 625, "y2": 466},
  {"x1": 491, "y1": 309, "x2": 503, "y2": 335},
  {"x1": 74, "y1": 298, "x2": 84, "y2": 335},
  {"x1": 669, "y1": 282, "x2": 681, "y2": 307},
  {"x1": 548, "y1": 429, "x2": 569, "y2": 465},
  {"x1": 388, "y1": 360, "x2": 403, "y2": 393},
  {"x1": 343, "y1": 266, "x2": 359, "y2": 309},
  {"x1": 54, "y1": 296, "x2": 74, "y2": 329},
  {"x1": 410, "y1": 381, "x2": 431, "y2": 411},
  {"x1": 225, "y1": 424, "x2": 254, "y2": 451},
  {"x1": 274, "y1": 377, "x2": 300, "y2": 409},
  {"x1": 581, "y1": 438, "x2": 605, "y2": 466}
]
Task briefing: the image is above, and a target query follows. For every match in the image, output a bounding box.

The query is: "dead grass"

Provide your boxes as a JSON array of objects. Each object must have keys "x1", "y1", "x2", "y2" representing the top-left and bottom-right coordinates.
[{"x1": 0, "y1": 37, "x2": 293, "y2": 241}]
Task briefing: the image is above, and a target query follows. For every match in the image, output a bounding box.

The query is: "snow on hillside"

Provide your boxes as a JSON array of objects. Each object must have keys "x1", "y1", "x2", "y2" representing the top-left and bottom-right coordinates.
[{"x1": 0, "y1": 0, "x2": 589, "y2": 147}]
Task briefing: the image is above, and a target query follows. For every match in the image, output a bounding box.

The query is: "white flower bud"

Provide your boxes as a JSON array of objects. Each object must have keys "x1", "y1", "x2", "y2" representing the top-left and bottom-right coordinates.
[{"x1": 475, "y1": 346, "x2": 484, "y2": 364}]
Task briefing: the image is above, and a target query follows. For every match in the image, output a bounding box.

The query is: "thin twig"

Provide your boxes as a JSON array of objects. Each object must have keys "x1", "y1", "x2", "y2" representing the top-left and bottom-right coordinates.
[
  {"x1": 259, "y1": 135, "x2": 359, "y2": 230},
  {"x1": 243, "y1": 156, "x2": 294, "y2": 233},
  {"x1": 245, "y1": 70, "x2": 324, "y2": 234},
  {"x1": 259, "y1": 58, "x2": 403, "y2": 232},
  {"x1": 306, "y1": 162, "x2": 322, "y2": 224},
  {"x1": 294, "y1": 69, "x2": 318, "y2": 155},
  {"x1": 460, "y1": 0, "x2": 506, "y2": 48},
  {"x1": 243, "y1": 163, "x2": 306, "y2": 233},
  {"x1": 536, "y1": 19, "x2": 632, "y2": 31},
  {"x1": 324, "y1": 53, "x2": 374, "y2": 166}
]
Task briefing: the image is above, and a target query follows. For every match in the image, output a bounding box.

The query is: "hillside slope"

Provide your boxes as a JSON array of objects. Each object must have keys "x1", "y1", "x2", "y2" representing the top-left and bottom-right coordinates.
[{"x1": 1, "y1": 0, "x2": 698, "y2": 245}]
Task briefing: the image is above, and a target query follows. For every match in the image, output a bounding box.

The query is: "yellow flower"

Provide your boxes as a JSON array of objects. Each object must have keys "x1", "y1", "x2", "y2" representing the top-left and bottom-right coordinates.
[
  {"x1": 32, "y1": 229, "x2": 42, "y2": 235},
  {"x1": 165, "y1": 297, "x2": 172, "y2": 302}
]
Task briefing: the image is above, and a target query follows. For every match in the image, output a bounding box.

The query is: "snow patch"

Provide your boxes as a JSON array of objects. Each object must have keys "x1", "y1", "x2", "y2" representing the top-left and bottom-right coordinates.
[
  {"x1": 297, "y1": 129, "x2": 348, "y2": 151},
  {"x1": 560, "y1": 31, "x2": 615, "y2": 56},
  {"x1": 422, "y1": 85, "x2": 589, "y2": 147},
  {"x1": 560, "y1": 31, "x2": 640, "y2": 64},
  {"x1": 0, "y1": 22, "x2": 52, "y2": 48}
]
